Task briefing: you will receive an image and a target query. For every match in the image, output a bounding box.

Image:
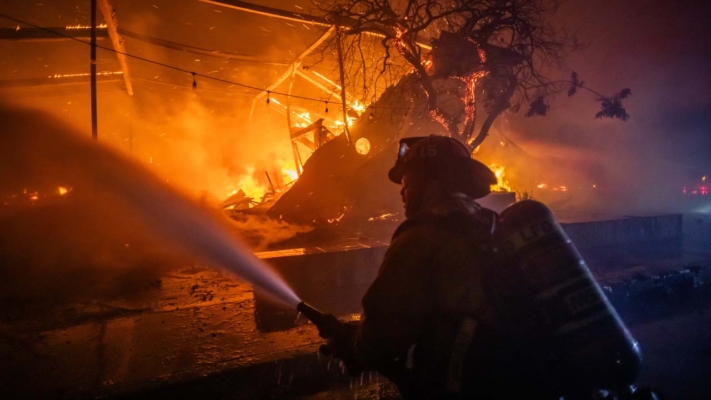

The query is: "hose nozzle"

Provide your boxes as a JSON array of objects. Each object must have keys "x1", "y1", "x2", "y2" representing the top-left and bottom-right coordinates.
[{"x1": 296, "y1": 302, "x2": 341, "y2": 338}]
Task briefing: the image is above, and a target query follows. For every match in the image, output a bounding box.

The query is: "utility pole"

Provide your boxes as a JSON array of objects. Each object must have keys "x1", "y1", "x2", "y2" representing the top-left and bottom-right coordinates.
[{"x1": 90, "y1": 0, "x2": 98, "y2": 140}]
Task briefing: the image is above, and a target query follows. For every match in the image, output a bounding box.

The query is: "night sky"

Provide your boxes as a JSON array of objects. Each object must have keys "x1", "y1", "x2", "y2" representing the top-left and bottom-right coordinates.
[{"x1": 512, "y1": 0, "x2": 711, "y2": 173}]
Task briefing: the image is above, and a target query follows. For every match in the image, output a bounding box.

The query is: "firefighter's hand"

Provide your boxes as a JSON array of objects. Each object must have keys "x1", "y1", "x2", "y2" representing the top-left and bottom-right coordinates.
[
  {"x1": 319, "y1": 321, "x2": 363, "y2": 376},
  {"x1": 314, "y1": 313, "x2": 342, "y2": 339}
]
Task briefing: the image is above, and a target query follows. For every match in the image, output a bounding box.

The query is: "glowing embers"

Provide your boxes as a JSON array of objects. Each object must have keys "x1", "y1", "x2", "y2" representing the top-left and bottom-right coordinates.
[
  {"x1": 536, "y1": 183, "x2": 569, "y2": 192},
  {"x1": 368, "y1": 212, "x2": 397, "y2": 222},
  {"x1": 327, "y1": 212, "x2": 346, "y2": 224},
  {"x1": 48, "y1": 71, "x2": 123, "y2": 79},
  {"x1": 65, "y1": 24, "x2": 107, "y2": 30},
  {"x1": 2, "y1": 186, "x2": 72, "y2": 207},
  {"x1": 392, "y1": 27, "x2": 409, "y2": 56}
]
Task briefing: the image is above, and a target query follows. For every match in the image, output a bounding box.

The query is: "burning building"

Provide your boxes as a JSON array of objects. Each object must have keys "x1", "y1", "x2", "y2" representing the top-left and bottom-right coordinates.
[{"x1": 1, "y1": 0, "x2": 710, "y2": 399}]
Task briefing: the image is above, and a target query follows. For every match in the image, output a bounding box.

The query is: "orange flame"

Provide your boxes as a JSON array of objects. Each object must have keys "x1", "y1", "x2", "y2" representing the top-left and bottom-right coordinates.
[{"x1": 489, "y1": 163, "x2": 512, "y2": 192}]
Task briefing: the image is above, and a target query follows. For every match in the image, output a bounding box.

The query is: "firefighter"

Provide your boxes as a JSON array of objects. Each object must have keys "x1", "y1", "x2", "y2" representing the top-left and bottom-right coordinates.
[
  {"x1": 323, "y1": 135, "x2": 531, "y2": 398},
  {"x1": 319, "y1": 135, "x2": 645, "y2": 399}
]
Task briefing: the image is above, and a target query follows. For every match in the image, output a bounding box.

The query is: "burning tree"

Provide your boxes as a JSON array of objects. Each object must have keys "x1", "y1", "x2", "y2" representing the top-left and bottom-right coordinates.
[
  {"x1": 318, "y1": 0, "x2": 630, "y2": 149},
  {"x1": 267, "y1": 0, "x2": 632, "y2": 226}
]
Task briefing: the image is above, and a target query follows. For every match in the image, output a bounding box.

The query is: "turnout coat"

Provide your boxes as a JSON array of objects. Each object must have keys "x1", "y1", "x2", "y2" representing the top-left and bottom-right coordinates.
[{"x1": 351, "y1": 194, "x2": 504, "y2": 397}]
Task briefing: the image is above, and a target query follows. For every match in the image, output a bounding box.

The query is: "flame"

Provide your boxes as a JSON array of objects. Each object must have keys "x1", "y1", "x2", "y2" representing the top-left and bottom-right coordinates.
[
  {"x1": 231, "y1": 166, "x2": 267, "y2": 200},
  {"x1": 57, "y1": 186, "x2": 69, "y2": 195},
  {"x1": 368, "y1": 212, "x2": 395, "y2": 222},
  {"x1": 282, "y1": 168, "x2": 298, "y2": 182},
  {"x1": 225, "y1": 162, "x2": 300, "y2": 206},
  {"x1": 488, "y1": 163, "x2": 512, "y2": 192},
  {"x1": 536, "y1": 182, "x2": 568, "y2": 192},
  {"x1": 350, "y1": 100, "x2": 366, "y2": 115},
  {"x1": 296, "y1": 111, "x2": 312, "y2": 124}
]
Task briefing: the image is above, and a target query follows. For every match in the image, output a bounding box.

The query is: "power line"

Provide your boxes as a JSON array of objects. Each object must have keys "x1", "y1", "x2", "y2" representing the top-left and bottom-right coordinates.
[{"x1": 0, "y1": 13, "x2": 413, "y2": 110}]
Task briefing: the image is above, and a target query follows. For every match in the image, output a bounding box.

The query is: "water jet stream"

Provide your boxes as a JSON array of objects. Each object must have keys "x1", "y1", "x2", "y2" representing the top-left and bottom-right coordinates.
[{"x1": 1, "y1": 105, "x2": 301, "y2": 308}]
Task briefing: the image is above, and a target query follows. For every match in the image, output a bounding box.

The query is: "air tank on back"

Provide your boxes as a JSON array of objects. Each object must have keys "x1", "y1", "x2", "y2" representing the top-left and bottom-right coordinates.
[{"x1": 495, "y1": 200, "x2": 641, "y2": 393}]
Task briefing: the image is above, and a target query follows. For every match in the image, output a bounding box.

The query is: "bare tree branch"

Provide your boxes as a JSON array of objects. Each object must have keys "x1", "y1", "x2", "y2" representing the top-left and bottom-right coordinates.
[{"x1": 315, "y1": 0, "x2": 630, "y2": 148}]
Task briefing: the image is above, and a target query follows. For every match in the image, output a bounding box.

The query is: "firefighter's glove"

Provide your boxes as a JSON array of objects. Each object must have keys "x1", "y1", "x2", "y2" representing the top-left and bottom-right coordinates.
[
  {"x1": 318, "y1": 320, "x2": 363, "y2": 376},
  {"x1": 312, "y1": 313, "x2": 342, "y2": 339}
]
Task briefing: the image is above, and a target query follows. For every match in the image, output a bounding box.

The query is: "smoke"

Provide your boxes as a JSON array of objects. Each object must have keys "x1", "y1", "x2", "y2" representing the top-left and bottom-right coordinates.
[
  {"x1": 8, "y1": 85, "x2": 297, "y2": 202},
  {"x1": 0, "y1": 1, "x2": 320, "y2": 315},
  {"x1": 0, "y1": 103, "x2": 303, "y2": 313},
  {"x1": 490, "y1": 101, "x2": 705, "y2": 216},
  {"x1": 1, "y1": 0, "x2": 319, "y2": 204}
]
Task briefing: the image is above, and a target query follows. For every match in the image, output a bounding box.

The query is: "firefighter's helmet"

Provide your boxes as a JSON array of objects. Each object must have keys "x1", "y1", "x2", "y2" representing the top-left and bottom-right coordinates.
[{"x1": 388, "y1": 135, "x2": 496, "y2": 198}]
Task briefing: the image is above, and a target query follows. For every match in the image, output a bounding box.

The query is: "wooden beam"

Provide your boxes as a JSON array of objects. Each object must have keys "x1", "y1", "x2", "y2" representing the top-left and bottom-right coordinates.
[
  {"x1": 290, "y1": 118, "x2": 325, "y2": 140},
  {"x1": 249, "y1": 25, "x2": 335, "y2": 121},
  {"x1": 294, "y1": 69, "x2": 342, "y2": 101},
  {"x1": 117, "y1": 28, "x2": 288, "y2": 65},
  {"x1": 285, "y1": 63, "x2": 299, "y2": 175},
  {"x1": 202, "y1": 0, "x2": 432, "y2": 50},
  {"x1": 199, "y1": 0, "x2": 330, "y2": 26},
  {"x1": 97, "y1": 0, "x2": 133, "y2": 96}
]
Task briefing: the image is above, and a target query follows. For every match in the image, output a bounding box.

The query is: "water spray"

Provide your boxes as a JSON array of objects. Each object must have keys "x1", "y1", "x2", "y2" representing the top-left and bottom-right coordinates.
[{"x1": 1, "y1": 104, "x2": 302, "y2": 309}]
